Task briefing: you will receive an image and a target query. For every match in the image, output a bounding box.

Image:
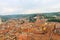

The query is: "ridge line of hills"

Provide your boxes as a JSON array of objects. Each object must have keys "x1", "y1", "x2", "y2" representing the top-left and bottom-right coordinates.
[{"x1": 0, "y1": 12, "x2": 60, "y2": 21}]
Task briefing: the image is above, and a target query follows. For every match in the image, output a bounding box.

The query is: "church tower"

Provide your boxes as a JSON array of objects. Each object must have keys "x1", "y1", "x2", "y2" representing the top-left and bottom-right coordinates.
[{"x1": 0, "y1": 18, "x2": 2, "y2": 24}]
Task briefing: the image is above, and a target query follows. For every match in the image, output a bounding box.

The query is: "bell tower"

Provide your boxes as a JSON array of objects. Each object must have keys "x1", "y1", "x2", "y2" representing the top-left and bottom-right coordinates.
[
  {"x1": 0, "y1": 18, "x2": 2, "y2": 24},
  {"x1": 36, "y1": 15, "x2": 41, "y2": 23}
]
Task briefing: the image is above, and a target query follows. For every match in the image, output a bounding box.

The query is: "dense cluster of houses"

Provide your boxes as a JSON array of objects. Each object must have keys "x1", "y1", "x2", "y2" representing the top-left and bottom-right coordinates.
[{"x1": 0, "y1": 15, "x2": 60, "y2": 40}]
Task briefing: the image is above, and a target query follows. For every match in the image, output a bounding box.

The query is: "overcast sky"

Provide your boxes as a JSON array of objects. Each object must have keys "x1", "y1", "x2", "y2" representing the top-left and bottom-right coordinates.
[{"x1": 0, "y1": 0, "x2": 60, "y2": 15}]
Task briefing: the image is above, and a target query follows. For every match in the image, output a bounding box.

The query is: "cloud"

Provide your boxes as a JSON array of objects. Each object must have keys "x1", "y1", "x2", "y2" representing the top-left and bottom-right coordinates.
[
  {"x1": 22, "y1": 8, "x2": 42, "y2": 14},
  {"x1": 0, "y1": 7, "x2": 23, "y2": 15},
  {"x1": 0, "y1": 0, "x2": 23, "y2": 15},
  {"x1": 22, "y1": 2, "x2": 60, "y2": 14},
  {"x1": 1, "y1": 8, "x2": 16, "y2": 13},
  {"x1": 0, "y1": 0, "x2": 60, "y2": 15}
]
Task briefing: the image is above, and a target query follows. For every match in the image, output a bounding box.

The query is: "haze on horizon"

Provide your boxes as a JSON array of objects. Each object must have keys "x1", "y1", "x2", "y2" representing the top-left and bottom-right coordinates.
[{"x1": 0, "y1": 0, "x2": 60, "y2": 15}]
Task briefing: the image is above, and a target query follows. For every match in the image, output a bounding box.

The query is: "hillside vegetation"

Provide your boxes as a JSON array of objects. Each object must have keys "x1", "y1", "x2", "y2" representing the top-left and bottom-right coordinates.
[{"x1": 0, "y1": 12, "x2": 60, "y2": 22}]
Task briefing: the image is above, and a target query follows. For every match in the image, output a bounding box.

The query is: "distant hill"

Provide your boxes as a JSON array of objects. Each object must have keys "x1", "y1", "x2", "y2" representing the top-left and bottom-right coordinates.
[
  {"x1": 42, "y1": 12, "x2": 60, "y2": 17},
  {"x1": 0, "y1": 12, "x2": 60, "y2": 21}
]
